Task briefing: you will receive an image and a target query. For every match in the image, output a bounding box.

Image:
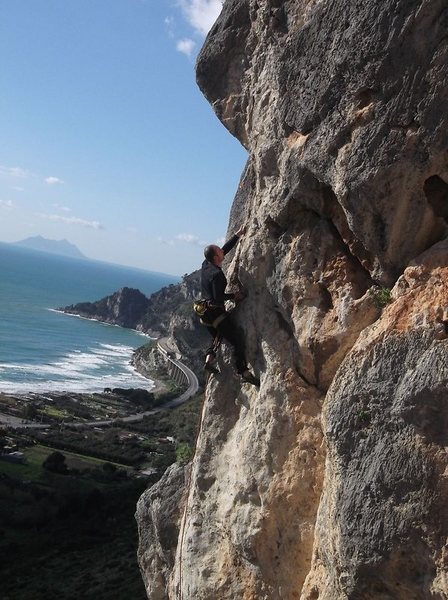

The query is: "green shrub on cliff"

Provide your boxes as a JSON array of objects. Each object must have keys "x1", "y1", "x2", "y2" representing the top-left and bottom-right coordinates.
[
  {"x1": 176, "y1": 443, "x2": 194, "y2": 464},
  {"x1": 369, "y1": 285, "x2": 392, "y2": 308}
]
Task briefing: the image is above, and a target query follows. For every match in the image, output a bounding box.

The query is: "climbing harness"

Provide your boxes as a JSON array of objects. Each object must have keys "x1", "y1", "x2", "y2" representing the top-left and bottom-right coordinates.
[
  {"x1": 192, "y1": 299, "x2": 208, "y2": 317},
  {"x1": 192, "y1": 299, "x2": 229, "y2": 329}
]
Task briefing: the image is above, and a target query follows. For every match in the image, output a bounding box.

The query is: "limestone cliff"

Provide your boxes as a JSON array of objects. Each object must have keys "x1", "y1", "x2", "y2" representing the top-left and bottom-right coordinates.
[{"x1": 137, "y1": 1, "x2": 448, "y2": 598}]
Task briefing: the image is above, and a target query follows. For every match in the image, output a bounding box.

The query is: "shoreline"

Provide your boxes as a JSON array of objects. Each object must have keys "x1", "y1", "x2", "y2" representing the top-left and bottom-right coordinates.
[
  {"x1": 0, "y1": 340, "x2": 198, "y2": 429},
  {"x1": 53, "y1": 308, "x2": 171, "y2": 395},
  {"x1": 1, "y1": 311, "x2": 161, "y2": 397},
  {"x1": 0, "y1": 343, "x2": 172, "y2": 411},
  {"x1": 0, "y1": 309, "x2": 172, "y2": 402},
  {"x1": 49, "y1": 308, "x2": 154, "y2": 339}
]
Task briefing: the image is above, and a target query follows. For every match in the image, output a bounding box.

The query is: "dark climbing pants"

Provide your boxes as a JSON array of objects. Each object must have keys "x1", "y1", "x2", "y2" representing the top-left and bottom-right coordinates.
[{"x1": 204, "y1": 312, "x2": 247, "y2": 374}]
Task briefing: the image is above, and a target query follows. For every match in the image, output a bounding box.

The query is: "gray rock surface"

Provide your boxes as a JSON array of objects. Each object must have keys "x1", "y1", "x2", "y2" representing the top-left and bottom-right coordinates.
[
  {"x1": 137, "y1": 0, "x2": 448, "y2": 598},
  {"x1": 136, "y1": 463, "x2": 189, "y2": 600},
  {"x1": 303, "y1": 240, "x2": 448, "y2": 599},
  {"x1": 200, "y1": 0, "x2": 448, "y2": 286}
]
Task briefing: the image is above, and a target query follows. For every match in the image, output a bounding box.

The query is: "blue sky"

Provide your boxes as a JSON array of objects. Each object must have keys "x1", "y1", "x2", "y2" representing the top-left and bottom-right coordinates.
[{"x1": 0, "y1": 0, "x2": 247, "y2": 276}]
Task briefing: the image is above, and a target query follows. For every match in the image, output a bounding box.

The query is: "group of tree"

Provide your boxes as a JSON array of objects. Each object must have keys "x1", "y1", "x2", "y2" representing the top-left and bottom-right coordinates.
[
  {"x1": 29, "y1": 429, "x2": 146, "y2": 466},
  {"x1": 43, "y1": 451, "x2": 68, "y2": 474}
]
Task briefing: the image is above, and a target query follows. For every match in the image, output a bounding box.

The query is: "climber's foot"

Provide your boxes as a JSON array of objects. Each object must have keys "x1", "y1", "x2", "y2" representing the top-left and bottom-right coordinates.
[
  {"x1": 241, "y1": 370, "x2": 260, "y2": 387},
  {"x1": 204, "y1": 362, "x2": 220, "y2": 375}
]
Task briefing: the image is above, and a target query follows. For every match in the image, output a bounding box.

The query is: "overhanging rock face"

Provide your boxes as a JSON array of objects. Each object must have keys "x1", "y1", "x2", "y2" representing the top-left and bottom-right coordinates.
[{"x1": 137, "y1": 1, "x2": 448, "y2": 598}]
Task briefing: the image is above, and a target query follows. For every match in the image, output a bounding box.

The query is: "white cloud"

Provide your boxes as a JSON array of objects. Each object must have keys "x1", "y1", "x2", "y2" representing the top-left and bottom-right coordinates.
[
  {"x1": 165, "y1": 15, "x2": 175, "y2": 38},
  {"x1": 175, "y1": 233, "x2": 206, "y2": 246},
  {"x1": 127, "y1": 226, "x2": 138, "y2": 234},
  {"x1": 45, "y1": 176, "x2": 64, "y2": 185},
  {"x1": 12, "y1": 186, "x2": 25, "y2": 192},
  {"x1": 178, "y1": 0, "x2": 223, "y2": 36},
  {"x1": 158, "y1": 233, "x2": 207, "y2": 246},
  {"x1": 157, "y1": 235, "x2": 175, "y2": 246},
  {"x1": 0, "y1": 199, "x2": 14, "y2": 209},
  {"x1": 176, "y1": 37, "x2": 196, "y2": 57},
  {"x1": 0, "y1": 165, "x2": 30, "y2": 179},
  {"x1": 176, "y1": 233, "x2": 198, "y2": 243},
  {"x1": 53, "y1": 203, "x2": 72, "y2": 212},
  {"x1": 40, "y1": 213, "x2": 104, "y2": 230}
]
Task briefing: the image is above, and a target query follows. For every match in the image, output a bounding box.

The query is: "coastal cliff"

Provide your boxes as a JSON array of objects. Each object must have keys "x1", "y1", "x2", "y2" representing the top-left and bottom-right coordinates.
[
  {"x1": 137, "y1": 0, "x2": 448, "y2": 599},
  {"x1": 60, "y1": 272, "x2": 210, "y2": 373},
  {"x1": 61, "y1": 287, "x2": 150, "y2": 329}
]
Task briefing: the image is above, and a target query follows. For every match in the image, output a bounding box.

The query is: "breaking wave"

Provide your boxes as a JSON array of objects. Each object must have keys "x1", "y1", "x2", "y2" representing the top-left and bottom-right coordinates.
[{"x1": 0, "y1": 343, "x2": 153, "y2": 394}]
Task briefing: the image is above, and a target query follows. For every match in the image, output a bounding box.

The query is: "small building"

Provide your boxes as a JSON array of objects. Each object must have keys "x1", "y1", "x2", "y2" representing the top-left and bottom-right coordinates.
[
  {"x1": 0, "y1": 451, "x2": 26, "y2": 464},
  {"x1": 139, "y1": 467, "x2": 158, "y2": 476},
  {"x1": 157, "y1": 436, "x2": 175, "y2": 444}
]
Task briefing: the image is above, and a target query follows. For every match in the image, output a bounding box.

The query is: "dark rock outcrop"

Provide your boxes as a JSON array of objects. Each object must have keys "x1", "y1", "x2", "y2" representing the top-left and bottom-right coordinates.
[
  {"x1": 305, "y1": 239, "x2": 448, "y2": 599},
  {"x1": 61, "y1": 287, "x2": 150, "y2": 329}
]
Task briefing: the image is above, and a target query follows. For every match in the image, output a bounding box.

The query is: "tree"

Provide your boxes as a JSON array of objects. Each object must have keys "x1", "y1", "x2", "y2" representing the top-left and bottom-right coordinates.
[{"x1": 42, "y1": 451, "x2": 68, "y2": 474}]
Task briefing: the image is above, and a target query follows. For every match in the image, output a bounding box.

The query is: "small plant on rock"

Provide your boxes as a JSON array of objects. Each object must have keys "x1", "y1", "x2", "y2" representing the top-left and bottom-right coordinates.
[
  {"x1": 176, "y1": 443, "x2": 194, "y2": 464},
  {"x1": 358, "y1": 410, "x2": 371, "y2": 425},
  {"x1": 369, "y1": 285, "x2": 392, "y2": 308}
]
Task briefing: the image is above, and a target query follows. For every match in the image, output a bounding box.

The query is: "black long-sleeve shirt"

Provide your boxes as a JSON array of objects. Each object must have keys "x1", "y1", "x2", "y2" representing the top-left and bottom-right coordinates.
[{"x1": 201, "y1": 235, "x2": 239, "y2": 306}]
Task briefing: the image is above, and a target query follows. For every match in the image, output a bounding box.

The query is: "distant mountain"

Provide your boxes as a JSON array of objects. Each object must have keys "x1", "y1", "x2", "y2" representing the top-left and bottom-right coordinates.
[{"x1": 13, "y1": 236, "x2": 86, "y2": 259}]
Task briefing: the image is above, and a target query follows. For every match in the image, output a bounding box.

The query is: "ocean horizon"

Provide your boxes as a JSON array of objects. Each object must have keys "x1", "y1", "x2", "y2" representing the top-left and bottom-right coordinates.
[{"x1": 0, "y1": 242, "x2": 179, "y2": 394}]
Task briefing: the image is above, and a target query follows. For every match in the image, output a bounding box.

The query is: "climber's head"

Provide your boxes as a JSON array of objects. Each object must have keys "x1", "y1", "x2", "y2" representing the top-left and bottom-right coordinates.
[{"x1": 204, "y1": 244, "x2": 224, "y2": 266}]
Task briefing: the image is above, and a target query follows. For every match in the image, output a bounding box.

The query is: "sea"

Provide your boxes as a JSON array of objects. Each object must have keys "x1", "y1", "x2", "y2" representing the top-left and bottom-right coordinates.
[{"x1": 0, "y1": 242, "x2": 179, "y2": 394}]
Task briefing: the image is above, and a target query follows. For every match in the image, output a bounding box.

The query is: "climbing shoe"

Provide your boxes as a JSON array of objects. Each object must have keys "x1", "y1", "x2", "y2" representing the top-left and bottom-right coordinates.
[
  {"x1": 204, "y1": 362, "x2": 220, "y2": 375},
  {"x1": 241, "y1": 370, "x2": 260, "y2": 387}
]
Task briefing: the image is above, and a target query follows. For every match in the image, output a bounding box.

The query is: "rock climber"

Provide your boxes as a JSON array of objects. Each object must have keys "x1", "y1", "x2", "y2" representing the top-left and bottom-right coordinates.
[{"x1": 196, "y1": 226, "x2": 259, "y2": 386}]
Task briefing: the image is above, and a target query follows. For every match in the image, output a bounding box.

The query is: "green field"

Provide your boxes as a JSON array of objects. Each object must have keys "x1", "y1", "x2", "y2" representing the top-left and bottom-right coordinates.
[{"x1": 0, "y1": 444, "x2": 130, "y2": 481}]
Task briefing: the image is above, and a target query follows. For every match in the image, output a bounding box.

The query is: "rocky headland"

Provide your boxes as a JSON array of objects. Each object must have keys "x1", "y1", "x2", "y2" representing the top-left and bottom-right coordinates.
[
  {"x1": 135, "y1": 1, "x2": 448, "y2": 599},
  {"x1": 59, "y1": 272, "x2": 210, "y2": 376},
  {"x1": 60, "y1": 287, "x2": 151, "y2": 329}
]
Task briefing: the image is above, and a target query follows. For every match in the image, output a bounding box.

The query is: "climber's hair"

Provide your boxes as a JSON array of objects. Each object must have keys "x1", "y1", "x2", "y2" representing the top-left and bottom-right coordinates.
[{"x1": 204, "y1": 245, "x2": 218, "y2": 262}]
